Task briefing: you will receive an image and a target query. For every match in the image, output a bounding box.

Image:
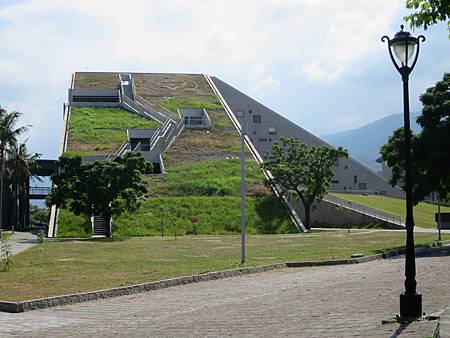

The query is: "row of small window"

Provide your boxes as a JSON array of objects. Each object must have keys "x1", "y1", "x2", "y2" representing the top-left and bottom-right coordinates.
[{"x1": 72, "y1": 96, "x2": 120, "y2": 103}]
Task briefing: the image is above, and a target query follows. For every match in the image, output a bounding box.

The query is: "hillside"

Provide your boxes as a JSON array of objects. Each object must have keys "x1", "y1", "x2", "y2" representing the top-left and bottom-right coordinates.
[{"x1": 322, "y1": 113, "x2": 421, "y2": 171}]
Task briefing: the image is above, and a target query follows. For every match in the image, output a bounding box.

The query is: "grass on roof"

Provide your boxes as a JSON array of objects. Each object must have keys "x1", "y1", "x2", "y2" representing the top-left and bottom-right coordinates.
[
  {"x1": 148, "y1": 159, "x2": 268, "y2": 197},
  {"x1": 333, "y1": 193, "x2": 450, "y2": 229},
  {"x1": 73, "y1": 72, "x2": 119, "y2": 90},
  {"x1": 66, "y1": 107, "x2": 161, "y2": 156},
  {"x1": 160, "y1": 95, "x2": 223, "y2": 113}
]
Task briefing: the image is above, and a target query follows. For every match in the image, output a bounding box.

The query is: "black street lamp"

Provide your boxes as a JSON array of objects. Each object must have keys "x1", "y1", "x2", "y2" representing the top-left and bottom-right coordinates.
[{"x1": 382, "y1": 26, "x2": 425, "y2": 319}]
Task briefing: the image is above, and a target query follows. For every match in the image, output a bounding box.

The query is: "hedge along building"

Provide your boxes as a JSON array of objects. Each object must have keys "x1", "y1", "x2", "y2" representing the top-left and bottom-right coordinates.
[{"x1": 48, "y1": 72, "x2": 402, "y2": 237}]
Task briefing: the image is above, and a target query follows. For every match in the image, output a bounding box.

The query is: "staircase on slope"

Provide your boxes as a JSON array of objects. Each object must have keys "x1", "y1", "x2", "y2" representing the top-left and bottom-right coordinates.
[{"x1": 92, "y1": 215, "x2": 110, "y2": 237}]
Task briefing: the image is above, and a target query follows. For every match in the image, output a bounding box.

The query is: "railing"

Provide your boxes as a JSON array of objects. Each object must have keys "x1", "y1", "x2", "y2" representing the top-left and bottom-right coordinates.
[
  {"x1": 122, "y1": 96, "x2": 168, "y2": 124},
  {"x1": 328, "y1": 189, "x2": 405, "y2": 199},
  {"x1": 30, "y1": 187, "x2": 52, "y2": 196},
  {"x1": 324, "y1": 194, "x2": 404, "y2": 226},
  {"x1": 135, "y1": 94, "x2": 178, "y2": 121},
  {"x1": 114, "y1": 140, "x2": 130, "y2": 157}
]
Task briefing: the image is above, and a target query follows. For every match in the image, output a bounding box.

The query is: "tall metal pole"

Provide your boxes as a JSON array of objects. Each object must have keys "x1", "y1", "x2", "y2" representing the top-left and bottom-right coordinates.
[
  {"x1": 399, "y1": 72, "x2": 422, "y2": 318},
  {"x1": 240, "y1": 123, "x2": 246, "y2": 264}
]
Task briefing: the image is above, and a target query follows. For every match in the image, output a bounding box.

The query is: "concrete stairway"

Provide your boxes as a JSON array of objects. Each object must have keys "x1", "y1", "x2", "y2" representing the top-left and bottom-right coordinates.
[{"x1": 92, "y1": 215, "x2": 109, "y2": 237}]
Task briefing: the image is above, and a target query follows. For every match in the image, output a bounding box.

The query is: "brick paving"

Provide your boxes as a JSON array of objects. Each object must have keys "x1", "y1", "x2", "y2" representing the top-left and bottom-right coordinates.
[{"x1": 1, "y1": 248, "x2": 449, "y2": 337}]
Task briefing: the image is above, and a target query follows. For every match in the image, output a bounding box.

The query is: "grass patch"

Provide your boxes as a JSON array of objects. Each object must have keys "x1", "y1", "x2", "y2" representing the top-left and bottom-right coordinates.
[
  {"x1": 57, "y1": 209, "x2": 91, "y2": 238},
  {"x1": 66, "y1": 107, "x2": 161, "y2": 156},
  {"x1": 333, "y1": 194, "x2": 450, "y2": 229},
  {"x1": 2, "y1": 231, "x2": 448, "y2": 301},
  {"x1": 148, "y1": 159, "x2": 268, "y2": 197},
  {"x1": 160, "y1": 95, "x2": 222, "y2": 113},
  {"x1": 114, "y1": 195, "x2": 295, "y2": 237}
]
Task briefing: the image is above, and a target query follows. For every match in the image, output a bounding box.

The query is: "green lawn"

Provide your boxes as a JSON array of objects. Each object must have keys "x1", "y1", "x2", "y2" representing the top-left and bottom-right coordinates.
[
  {"x1": 66, "y1": 107, "x2": 161, "y2": 156},
  {"x1": 2, "y1": 231, "x2": 447, "y2": 301},
  {"x1": 148, "y1": 159, "x2": 267, "y2": 197},
  {"x1": 333, "y1": 194, "x2": 450, "y2": 228},
  {"x1": 160, "y1": 95, "x2": 222, "y2": 113}
]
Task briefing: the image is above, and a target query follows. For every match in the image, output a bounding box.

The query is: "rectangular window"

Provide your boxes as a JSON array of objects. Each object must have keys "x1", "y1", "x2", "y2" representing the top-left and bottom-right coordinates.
[
  {"x1": 259, "y1": 138, "x2": 267, "y2": 142},
  {"x1": 236, "y1": 110, "x2": 244, "y2": 118},
  {"x1": 358, "y1": 183, "x2": 367, "y2": 190},
  {"x1": 331, "y1": 180, "x2": 339, "y2": 184},
  {"x1": 268, "y1": 126, "x2": 277, "y2": 135},
  {"x1": 354, "y1": 175, "x2": 358, "y2": 184},
  {"x1": 253, "y1": 115, "x2": 262, "y2": 123},
  {"x1": 344, "y1": 165, "x2": 348, "y2": 169},
  {"x1": 252, "y1": 126, "x2": 256, "y2": 135}
]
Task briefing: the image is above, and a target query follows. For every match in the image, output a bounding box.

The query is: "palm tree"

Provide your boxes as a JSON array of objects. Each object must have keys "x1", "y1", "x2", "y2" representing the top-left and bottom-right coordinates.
[
  {"x1": 7, "y1": 143, "x2": 41, "y2": 232},
  {"x1": 0, "y1": 107, "x2": 29, "y2": 233}
]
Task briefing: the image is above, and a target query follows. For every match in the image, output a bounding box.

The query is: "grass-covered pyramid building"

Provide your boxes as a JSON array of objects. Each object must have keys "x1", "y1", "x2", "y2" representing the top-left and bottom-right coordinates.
[
  {"x1": 53, "y1": 73, "x2": 297, "y2": 237},
  {"x1": 50, "y1": 72, "x2": 399, "y2": 237}
]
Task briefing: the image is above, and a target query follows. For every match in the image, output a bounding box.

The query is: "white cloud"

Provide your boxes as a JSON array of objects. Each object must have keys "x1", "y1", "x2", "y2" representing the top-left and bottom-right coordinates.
[
  {"x1": 0, "y1": 0, "x2": 408, "y2": 155},
  {"x1": 250, "y1": 76, "x2": 281, "y2": 93}
]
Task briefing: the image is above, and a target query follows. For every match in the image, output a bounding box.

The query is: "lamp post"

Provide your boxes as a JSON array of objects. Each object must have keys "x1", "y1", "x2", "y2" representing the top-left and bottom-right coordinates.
[
  {"x1": 382, "y1": 25, "x2": 425, "y2": 319},
  {"x1": 240, "y1": 120, "x2": 247, "y2": 264}
]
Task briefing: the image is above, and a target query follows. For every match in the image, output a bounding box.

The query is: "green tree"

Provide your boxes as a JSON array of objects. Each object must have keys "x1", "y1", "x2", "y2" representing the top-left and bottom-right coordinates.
[
  {"x1": 380, "y1": 73, "x2": 450, "y2": 202},
  {"x1": 46, "y1": 152, "x2": 152, "y2": 237},
  {"x1": 7, "y1": 143, "x2": 41, "y2": 231},
  {"x1": 404, "y1": 0, "x2": 450, "y2": 35},
  {"x1": 0, "y1": 108, "x2": 29, "y2": 233},
  {"x1": 262, "y1": 137, "x2": 348, "y2": 229}
]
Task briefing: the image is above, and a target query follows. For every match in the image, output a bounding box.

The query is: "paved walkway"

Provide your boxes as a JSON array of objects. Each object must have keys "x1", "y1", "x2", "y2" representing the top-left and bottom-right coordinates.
[
  {"x1": 1, "y1": 247, "x2": 449, "y2": 337},
  {"x1": 6, "y1": 231, "x2": 36, "y2": 255}
]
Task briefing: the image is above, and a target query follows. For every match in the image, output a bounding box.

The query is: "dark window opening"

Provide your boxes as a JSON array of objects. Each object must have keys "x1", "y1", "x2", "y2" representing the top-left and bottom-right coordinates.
[
  {"x1": 354, "y1": 175, "x2": 358, "y2": 184},
  {"x1": 72, "y1": 96, "x2": 120, "y2": 103},
  {"x1": 253, "y1": 115, "x2": 262, "y2": 123}
]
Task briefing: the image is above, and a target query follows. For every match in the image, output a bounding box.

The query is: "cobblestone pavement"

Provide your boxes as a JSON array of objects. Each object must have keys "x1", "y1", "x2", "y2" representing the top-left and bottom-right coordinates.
[{"x1": 1, "y1": 249, "x2": 450, "y2": 337}]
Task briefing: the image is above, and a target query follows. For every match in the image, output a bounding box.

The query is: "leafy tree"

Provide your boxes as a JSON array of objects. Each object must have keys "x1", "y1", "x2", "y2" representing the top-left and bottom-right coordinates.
[
  {"x1": 30, "y1": 205, "x2": 49, "y2": 227},
  {"x1": 47, "y1": 152, "x2": 152, "y2": 237},
  {"x1": 0, "y1": 108, "x2": 29, "y2": 232},
  {"x1": 262, "y1": 137, "x2": 348, "y2": 229},
  {"x1": 7, "y1": 143, "x2": 41, "y2": 231},
  {"x1": 404, "y1": 0, "x2": 450, "y2": 35},
  {"x1": 380, "y1": 73, "x2": 450, "y2": 202}
]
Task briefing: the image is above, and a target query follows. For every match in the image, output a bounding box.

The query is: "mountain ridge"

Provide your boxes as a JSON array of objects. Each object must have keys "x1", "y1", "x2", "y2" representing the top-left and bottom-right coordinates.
[{"x1": 321, "y1": 112, "x2": 421, "y2": 171}]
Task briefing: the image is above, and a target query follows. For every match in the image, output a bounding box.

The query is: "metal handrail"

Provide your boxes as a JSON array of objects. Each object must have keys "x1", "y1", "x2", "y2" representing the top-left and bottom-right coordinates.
[
  {"x1": 324, "y1": 194, "x2": 404, "y2": 225},
  {"x1": 30, "y1": 187, "x2": 52, "y2": 195}
]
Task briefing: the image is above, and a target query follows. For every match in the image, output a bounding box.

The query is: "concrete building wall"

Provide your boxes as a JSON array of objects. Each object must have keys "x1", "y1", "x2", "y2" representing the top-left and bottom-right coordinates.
[
  {"x1": 212, "y1": 76, "x2": 401, "y2": 195},
  {"x1": 290, "y1": 198, "x2": 390, "y2": 227}
]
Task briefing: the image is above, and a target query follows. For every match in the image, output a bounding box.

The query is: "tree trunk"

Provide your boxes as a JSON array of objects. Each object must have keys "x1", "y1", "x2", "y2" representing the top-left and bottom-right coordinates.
[
  {"x1": 9, "y1": 185, "x2": 17, "y2": 233},
  {"x1": 24, "y1": 179, "x2": 30, "y2": 230},
  {"x1": 303, "y1": 203, "x2": 311, "y2": 230},
  {"x1": 18, "y1": 181, "x2": 25, "y2": 231},
  {"x1": 0, "y1": 146, "x2": 4, "y2": 232}
]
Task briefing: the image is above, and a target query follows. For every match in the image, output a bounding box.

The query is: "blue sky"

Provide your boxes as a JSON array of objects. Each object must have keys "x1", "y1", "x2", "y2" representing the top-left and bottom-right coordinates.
[{"x1": 0, "y1": 0, "x2": 449, "y2": 159}]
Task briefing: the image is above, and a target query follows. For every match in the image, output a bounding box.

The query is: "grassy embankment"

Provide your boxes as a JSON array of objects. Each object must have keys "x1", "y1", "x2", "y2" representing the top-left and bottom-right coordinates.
[
  {"x1": 333, "y1": 194, "x2": 450, "y2": 229},
  {"x1": 2, "y1": 231, "x2": 448, "y2": 301},
  {"x1": 58, "y1": 94, "x2": 293, "y2": 237},
  {"x1": 65, "y1": 106, "x2": 161, "y2": 157}
]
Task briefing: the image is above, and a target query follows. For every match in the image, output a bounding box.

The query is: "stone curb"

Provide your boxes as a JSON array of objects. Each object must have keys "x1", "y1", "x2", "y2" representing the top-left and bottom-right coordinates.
[
  {"x1": 1, "y1": 242, "x2": 448, "y2": 313},
  {"x1": 434, "y1": 307, "x2": 450, "y2": 338}
]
